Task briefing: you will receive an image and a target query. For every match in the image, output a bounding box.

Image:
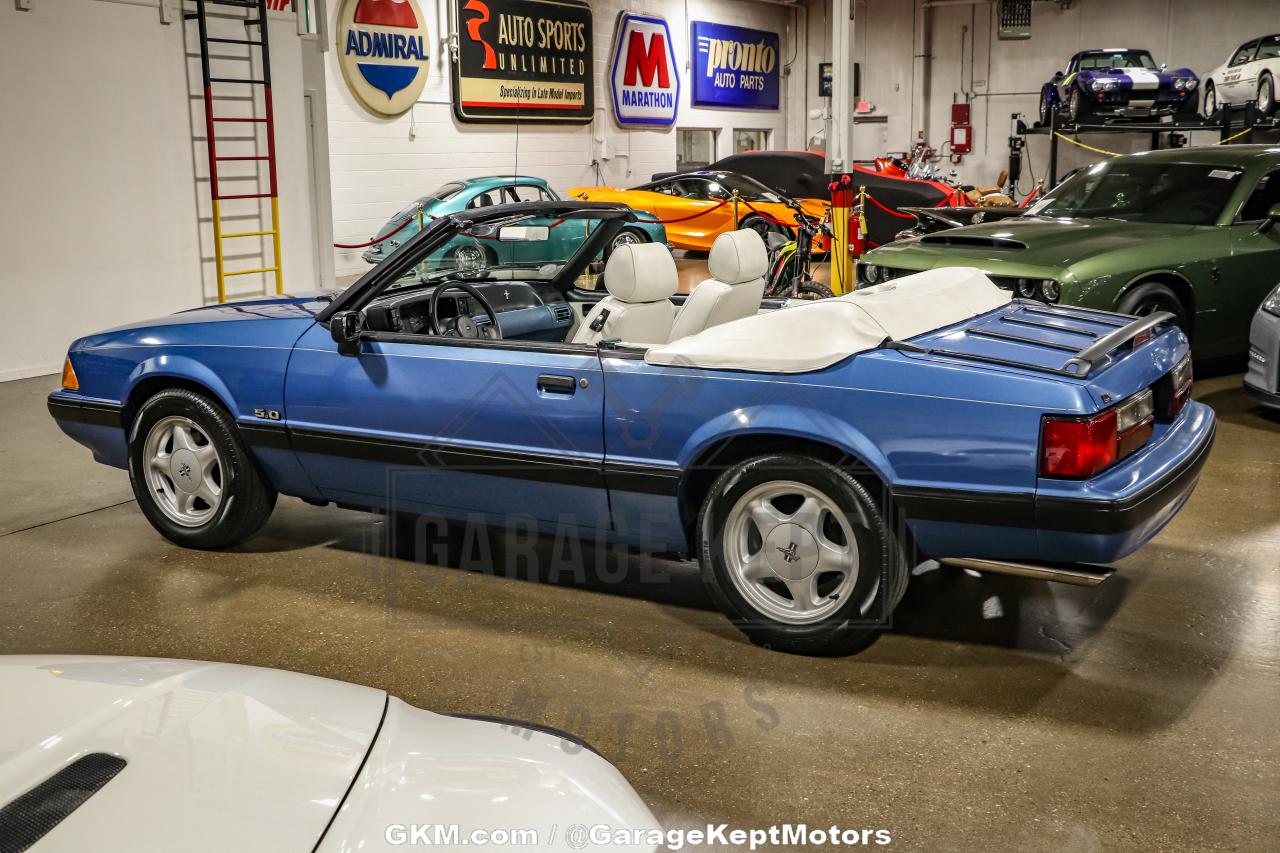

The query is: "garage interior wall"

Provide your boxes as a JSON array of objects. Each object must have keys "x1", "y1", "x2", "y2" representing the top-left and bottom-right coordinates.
[
  {"x1": 328, "y1": 0, "x2": 805, "y2": 275},
  {"x1": 803, "y1": 0, "x2": 1280, "y2": 194},
  {"x1": 0, "y1": 0, "x2": 326, "y2": 383}
]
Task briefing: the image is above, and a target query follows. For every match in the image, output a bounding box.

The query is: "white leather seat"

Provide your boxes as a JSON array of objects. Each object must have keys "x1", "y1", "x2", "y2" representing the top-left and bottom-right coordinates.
[
  {"x1": 572, "y1": 242, "x2": 679, "y2": 346},
  {"x1": 668, "y1": 229, "x2": 768, "y2": 343}
]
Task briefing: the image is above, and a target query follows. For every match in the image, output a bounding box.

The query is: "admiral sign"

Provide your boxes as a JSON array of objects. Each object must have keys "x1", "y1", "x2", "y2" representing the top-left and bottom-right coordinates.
[
  {"x1": 610, "y1": 12, "x2": 680, "y2": 127},
  {"x1": 691, "y1": 21, "x2": 779, "y2": 110},
  {"x1": 452, "y1": 0, "x2": 593, "y2": 124},
  {"x1": 337, "y1": 0, "x2": 431, "y2": 117}
]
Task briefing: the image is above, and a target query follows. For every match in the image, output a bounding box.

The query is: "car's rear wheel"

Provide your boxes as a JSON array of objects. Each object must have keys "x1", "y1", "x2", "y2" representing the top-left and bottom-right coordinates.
[
  {"x1": 603, "y1": 226, "x2": 650, "y2": 260},
  {"x1": 1203, "y1": 81, "x2": 1218, "y2": 116},
  {"x1": 697, "y1": 454, "x2": 909, "y2": 656},
  {"x1": 1116, "y1": 281, "x2": 1188, "y2": 333},
  {"x1": 1258, "y1": 73, "x2": 1276, "y2": 117},
  {"x1": 128, "y1": 389, "x2": 276, "y2": 549}
]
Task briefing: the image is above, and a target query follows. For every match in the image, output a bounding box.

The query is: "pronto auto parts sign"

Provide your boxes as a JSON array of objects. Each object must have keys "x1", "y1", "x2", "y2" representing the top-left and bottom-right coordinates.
[
  {"x1": 337, "y1": 0, "x2": 431, "y2": 117},
  {"x1": 691, "y1": 21, "x2": 779, "y2": 110},
  {"x1": 452, "y1": 0, "x2": 593, "y2": 124},
  {"x1": 609, "y1": 11, "x2": 679, "y2": 127}
]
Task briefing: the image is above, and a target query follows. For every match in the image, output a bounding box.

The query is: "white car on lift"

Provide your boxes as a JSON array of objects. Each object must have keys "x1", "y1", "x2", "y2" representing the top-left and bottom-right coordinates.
[
  {"x1": 0, "y1": 656, "x2": 658, "y2": 852},
  {"x1": 1203, "y1": 33, "x2": 1280, "y2": 116}
]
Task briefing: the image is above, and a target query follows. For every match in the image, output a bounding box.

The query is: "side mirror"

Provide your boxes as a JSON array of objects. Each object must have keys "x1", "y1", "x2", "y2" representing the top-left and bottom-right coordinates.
[
  {"x1": 1053, "y1": 71, "x2": 1064, "y2": 81},
  {"x1": 329, "y1": 310, "x2": 363, "y2": 356},
  {"x1": 1257, "y1": 203, "x2": 1280, "y2": 235}
]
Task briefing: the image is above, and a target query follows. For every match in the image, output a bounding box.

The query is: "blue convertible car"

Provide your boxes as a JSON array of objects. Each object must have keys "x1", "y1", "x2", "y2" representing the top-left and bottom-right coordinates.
[
  {"x1": 1040, "y1": 48, "x2": 1199, "y2": 124},
  {"x1": 49, "y1": 201, "x2": 1215, "y2": 655}
]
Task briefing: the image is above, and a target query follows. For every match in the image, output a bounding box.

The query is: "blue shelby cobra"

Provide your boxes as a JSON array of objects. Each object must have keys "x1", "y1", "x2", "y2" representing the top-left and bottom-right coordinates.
[
  {"x1": 1040, "y1": 48, "x2": 1199, "y2": 124},
  {"x1": 49, "y1": 201, "x2": 1215, "y2": 655}
]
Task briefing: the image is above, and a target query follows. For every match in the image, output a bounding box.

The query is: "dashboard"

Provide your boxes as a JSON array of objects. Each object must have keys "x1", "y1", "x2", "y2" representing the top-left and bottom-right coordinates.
[{"x1": 365, "y1": 281, "x2": 575, "y2": 342}]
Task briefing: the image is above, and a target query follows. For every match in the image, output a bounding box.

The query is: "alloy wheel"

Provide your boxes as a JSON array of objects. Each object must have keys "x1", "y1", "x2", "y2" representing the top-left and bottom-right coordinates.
[
  {"x1": 142, "y1": 415, "x2": 224, "y2": 528},
  {"x1": 721, "y1": 480, "x2": 860, "y2": 624}
]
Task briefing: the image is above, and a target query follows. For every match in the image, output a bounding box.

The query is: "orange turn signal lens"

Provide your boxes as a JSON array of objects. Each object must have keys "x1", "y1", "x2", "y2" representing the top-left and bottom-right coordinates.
[{"x1": 61, "y1": 358, "x2": 79, "y2": 391}]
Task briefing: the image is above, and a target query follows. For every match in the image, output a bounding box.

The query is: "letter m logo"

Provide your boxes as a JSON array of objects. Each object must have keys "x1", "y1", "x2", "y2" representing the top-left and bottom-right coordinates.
[{"x1": 623, "y1": 30, "x2": 671, "y2": 88}]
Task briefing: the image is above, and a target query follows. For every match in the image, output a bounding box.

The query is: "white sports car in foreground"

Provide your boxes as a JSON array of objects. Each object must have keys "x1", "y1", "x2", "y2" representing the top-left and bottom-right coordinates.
[
  {"x1": 1203, "y1": 33, "x2": 1280, "y2": 116},
  {"x1": 0, "y1": 656, "x2": 658, "y2": 851}
]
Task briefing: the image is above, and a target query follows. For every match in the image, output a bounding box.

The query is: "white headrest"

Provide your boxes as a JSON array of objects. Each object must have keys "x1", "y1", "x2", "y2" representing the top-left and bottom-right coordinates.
[
  {"x1": 708, "y1": 229, "x2": 769, "y2": 285},
  {"x1": 604, "y1": 242, "x2": 678, "y2": 303}
]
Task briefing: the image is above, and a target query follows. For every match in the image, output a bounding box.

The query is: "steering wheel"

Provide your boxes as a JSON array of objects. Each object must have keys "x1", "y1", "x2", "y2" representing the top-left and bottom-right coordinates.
[{"x1": 428, "y1": 282, "x2": 502, "y2": 340}]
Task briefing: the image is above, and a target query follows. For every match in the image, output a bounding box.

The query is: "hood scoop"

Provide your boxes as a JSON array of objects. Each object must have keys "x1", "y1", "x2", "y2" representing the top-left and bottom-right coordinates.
[
  {"x1": 0, "y1": 753, "x2": 127, "y2": 850},
  {"x1": 919, "y1": 234, "x2": 1027, "y2": 250}
]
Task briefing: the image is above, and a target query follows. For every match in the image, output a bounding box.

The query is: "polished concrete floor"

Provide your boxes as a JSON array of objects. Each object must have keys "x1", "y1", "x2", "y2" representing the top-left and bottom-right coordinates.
[{"x1": 2, "y1": 370, "x2": 1277, "y2": 851}]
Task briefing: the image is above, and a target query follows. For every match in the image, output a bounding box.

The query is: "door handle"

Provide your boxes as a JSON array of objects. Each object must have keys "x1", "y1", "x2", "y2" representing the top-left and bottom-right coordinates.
[{"x1": 537, "y1": 374, "x2": 577, "y2": 395}]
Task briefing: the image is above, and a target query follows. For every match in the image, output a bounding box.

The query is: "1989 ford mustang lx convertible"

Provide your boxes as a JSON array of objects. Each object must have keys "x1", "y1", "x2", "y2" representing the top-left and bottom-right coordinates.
[{"x1": 49, "y1": 201, "x2": 1215, "y2": 655}]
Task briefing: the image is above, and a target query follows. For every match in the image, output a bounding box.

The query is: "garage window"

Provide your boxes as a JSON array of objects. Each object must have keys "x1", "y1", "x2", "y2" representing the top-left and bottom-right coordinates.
[
  {"x1": 733, "y1": 129, "x2": 770, "y2": 155},
  {"x1": 677, "y1": 129, "x2": 717, "y2": 172}
]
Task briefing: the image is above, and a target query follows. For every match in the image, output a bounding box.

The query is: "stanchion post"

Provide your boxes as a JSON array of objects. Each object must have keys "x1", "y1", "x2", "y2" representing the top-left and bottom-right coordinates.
[
  {"x1": 829, "y1": 181, "x2": 855, "y2": 296},
  {"x1": 732, "y1": 190, "x2": 740, "y2": 229}
]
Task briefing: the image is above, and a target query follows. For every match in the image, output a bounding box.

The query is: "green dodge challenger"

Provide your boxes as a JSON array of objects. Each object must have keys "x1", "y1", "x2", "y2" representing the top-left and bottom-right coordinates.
[{"x1": 861, "y1": 146, "x2": 1280, "y2": 358}]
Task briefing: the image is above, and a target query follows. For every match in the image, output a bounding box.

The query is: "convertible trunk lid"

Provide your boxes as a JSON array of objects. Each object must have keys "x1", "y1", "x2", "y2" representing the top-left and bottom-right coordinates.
[{"x1": 0, "y1": 656, "x2": 385, "y2": 852}]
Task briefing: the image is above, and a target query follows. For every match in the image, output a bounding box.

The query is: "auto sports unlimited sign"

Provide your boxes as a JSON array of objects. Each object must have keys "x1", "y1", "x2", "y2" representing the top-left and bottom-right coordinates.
[
  {"x1": 452, "y1": 0, "x2": 593, "y2": 123},
  {"x1": 609, "y1": 11, "x2": 680, "y2": 126},
  {"x1": 691, "y1": 21, "x2": 779, "y2": 110},
  {"x1": 337, "y1": 0, "x2": 431, "y2": 117}
]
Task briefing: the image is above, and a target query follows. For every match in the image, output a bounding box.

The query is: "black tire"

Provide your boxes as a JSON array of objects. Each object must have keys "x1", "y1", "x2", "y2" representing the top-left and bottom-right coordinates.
[
  {"x1": 1068, "y1": 86, "x2": 1089, "y2": 124},
  {"x1": 1038, "y1": 88, "x2": 1052, "y2": 125},
  {"x1": 1201, "y1": 81, "x2": 1218, "y2": 117},
  {"x1": 696, "y1": 454, "x2": 909, "y2": 656},
  {"x1": 1116, "y1": 281, "x2": 1188, "y2": 332},
  {"x1": 128, "y1": 389, "x2": 276, "y2": 549},
  {"x1": 740, "y1": 215, "x2": 788, "y2": 244},
  {"x1": 1259, "y1": 73, "x2": 1276, "y2": 117},
  {"x1": 603, "y1": 226, "x2": 650, "y2": 260},
  {"x1": 794, "y1": 281, "x2": 835, "y2": 300}
]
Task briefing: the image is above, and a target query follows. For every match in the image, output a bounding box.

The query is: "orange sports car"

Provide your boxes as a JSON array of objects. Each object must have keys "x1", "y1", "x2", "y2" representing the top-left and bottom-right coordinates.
[{"x1": 568, "y1": 170, "x2": 829, "y2": 252}]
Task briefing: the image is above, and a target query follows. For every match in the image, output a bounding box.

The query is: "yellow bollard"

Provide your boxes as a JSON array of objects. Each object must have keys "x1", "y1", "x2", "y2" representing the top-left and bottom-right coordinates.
[{"x1": 828, "y1": 181, "x2": 856, "y2": 295}]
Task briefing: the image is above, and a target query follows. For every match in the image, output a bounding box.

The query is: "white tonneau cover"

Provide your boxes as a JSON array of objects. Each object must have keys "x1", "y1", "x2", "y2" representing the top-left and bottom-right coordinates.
[{"x1": 646, "y1": 266, "x2": 1011, "y2": 373}]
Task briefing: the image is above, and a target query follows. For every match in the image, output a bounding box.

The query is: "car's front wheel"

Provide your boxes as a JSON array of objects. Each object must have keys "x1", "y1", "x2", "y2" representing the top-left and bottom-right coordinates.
[
  {"x1": 1203, "y1": 81, "x2": 1219, "y2": 116},
  {"x1": 697, "y1": 454, "x2": 908, "y2": 656},
  {"x1": 1068, "y1": 86, "x2": 1090, "y2": 124},
  {"x1": 128, "y1": 389, "x2": 276, "y2": 549},
  {"x1": 1116, "y1": 281, "x2": 1188, "y2": 333}
]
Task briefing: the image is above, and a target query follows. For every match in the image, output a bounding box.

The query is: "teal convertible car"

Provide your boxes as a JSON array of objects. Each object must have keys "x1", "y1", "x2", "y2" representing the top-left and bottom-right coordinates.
[{"x1": 360, "y1": 176, "x2": 667, "y2": 268}]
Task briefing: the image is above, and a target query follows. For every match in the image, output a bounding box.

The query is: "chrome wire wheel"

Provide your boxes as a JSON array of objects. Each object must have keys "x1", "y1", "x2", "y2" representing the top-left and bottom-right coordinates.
[
  {"x1": 721, "y1": 480, "x2": 860, "y2": 625},
  {"x1": 611, "y1": 229, "x2": 642, "y2": 251},
  {"x1": 142, "y1": 415, "x2": 223, "y2": 528}
]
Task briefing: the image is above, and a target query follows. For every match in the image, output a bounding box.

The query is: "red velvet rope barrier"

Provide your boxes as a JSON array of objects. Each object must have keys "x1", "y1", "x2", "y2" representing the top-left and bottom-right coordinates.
[
  {"x1": 739, "y1": 200, "x2": 793, "y2": 227},
  {"x1": 863, "y1": 194, "x2": 917, "y2": 219},
  {"x1": 333, "y1": 212, "x2": 424, "y2": 249}
]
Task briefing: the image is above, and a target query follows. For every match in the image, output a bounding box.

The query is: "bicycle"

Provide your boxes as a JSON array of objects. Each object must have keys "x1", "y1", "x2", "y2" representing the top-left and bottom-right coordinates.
[{"x1": 762, "y1": 202, "x2": 837, "y2": 300}]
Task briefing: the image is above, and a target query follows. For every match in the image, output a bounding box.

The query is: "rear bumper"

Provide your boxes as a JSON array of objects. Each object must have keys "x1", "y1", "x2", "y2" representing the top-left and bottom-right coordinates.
[{"x1": 897, "y1": 402, "x2": 1216, "y2": 564}]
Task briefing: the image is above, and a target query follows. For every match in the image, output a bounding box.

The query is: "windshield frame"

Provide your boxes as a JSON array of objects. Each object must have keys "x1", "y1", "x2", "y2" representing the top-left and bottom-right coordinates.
[{"x1": 318, "y1": 201, "x2": 638, "y2": 323}]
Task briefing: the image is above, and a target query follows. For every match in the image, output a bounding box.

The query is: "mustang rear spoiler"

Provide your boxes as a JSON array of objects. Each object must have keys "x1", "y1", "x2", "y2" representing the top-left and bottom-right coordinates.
[{"x1": 885, "y1": 300, "x2": 1175, "y2": 379}]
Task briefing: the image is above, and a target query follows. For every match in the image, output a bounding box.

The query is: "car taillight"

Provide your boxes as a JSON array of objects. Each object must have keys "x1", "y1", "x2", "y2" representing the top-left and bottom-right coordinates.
[
  {"x1": 1040, "y1": 389, "x2": 1155, "y2": 479},
  {"x1": 1167, "y1": 356, "x2": 1193, "y2": 418}
]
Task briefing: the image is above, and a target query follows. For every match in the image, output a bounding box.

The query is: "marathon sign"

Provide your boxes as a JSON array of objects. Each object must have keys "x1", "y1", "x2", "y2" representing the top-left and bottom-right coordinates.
[
  {"x1": 691, "y1": 21, "x2": 779, "y2": 110},
  {"x1": 609, "y1": 12, "x2": 680, "y2": 127},
  {"x1": 451, "y1": 0, "x2": 594, "y2": 124}
]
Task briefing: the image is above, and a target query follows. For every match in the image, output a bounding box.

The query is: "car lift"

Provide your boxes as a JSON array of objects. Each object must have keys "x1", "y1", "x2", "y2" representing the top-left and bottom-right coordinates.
[
  {"x1": 186, "y1": 0, "x2": 284, "y2": 302},
  {"x1": 1028, "y1": 103, "x2": 1280, "y2": 186}
]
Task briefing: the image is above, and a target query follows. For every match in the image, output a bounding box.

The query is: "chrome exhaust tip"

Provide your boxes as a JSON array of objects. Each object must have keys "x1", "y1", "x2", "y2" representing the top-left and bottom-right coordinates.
[{"x1": 940, "y1": 557, "x2": 1115, "y2": 587}]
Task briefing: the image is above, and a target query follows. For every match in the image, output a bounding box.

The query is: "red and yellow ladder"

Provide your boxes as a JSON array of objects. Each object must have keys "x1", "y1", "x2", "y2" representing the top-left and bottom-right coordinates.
[{"x1": 188, "y1": 0, "x2": 283, "y2": 302}]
